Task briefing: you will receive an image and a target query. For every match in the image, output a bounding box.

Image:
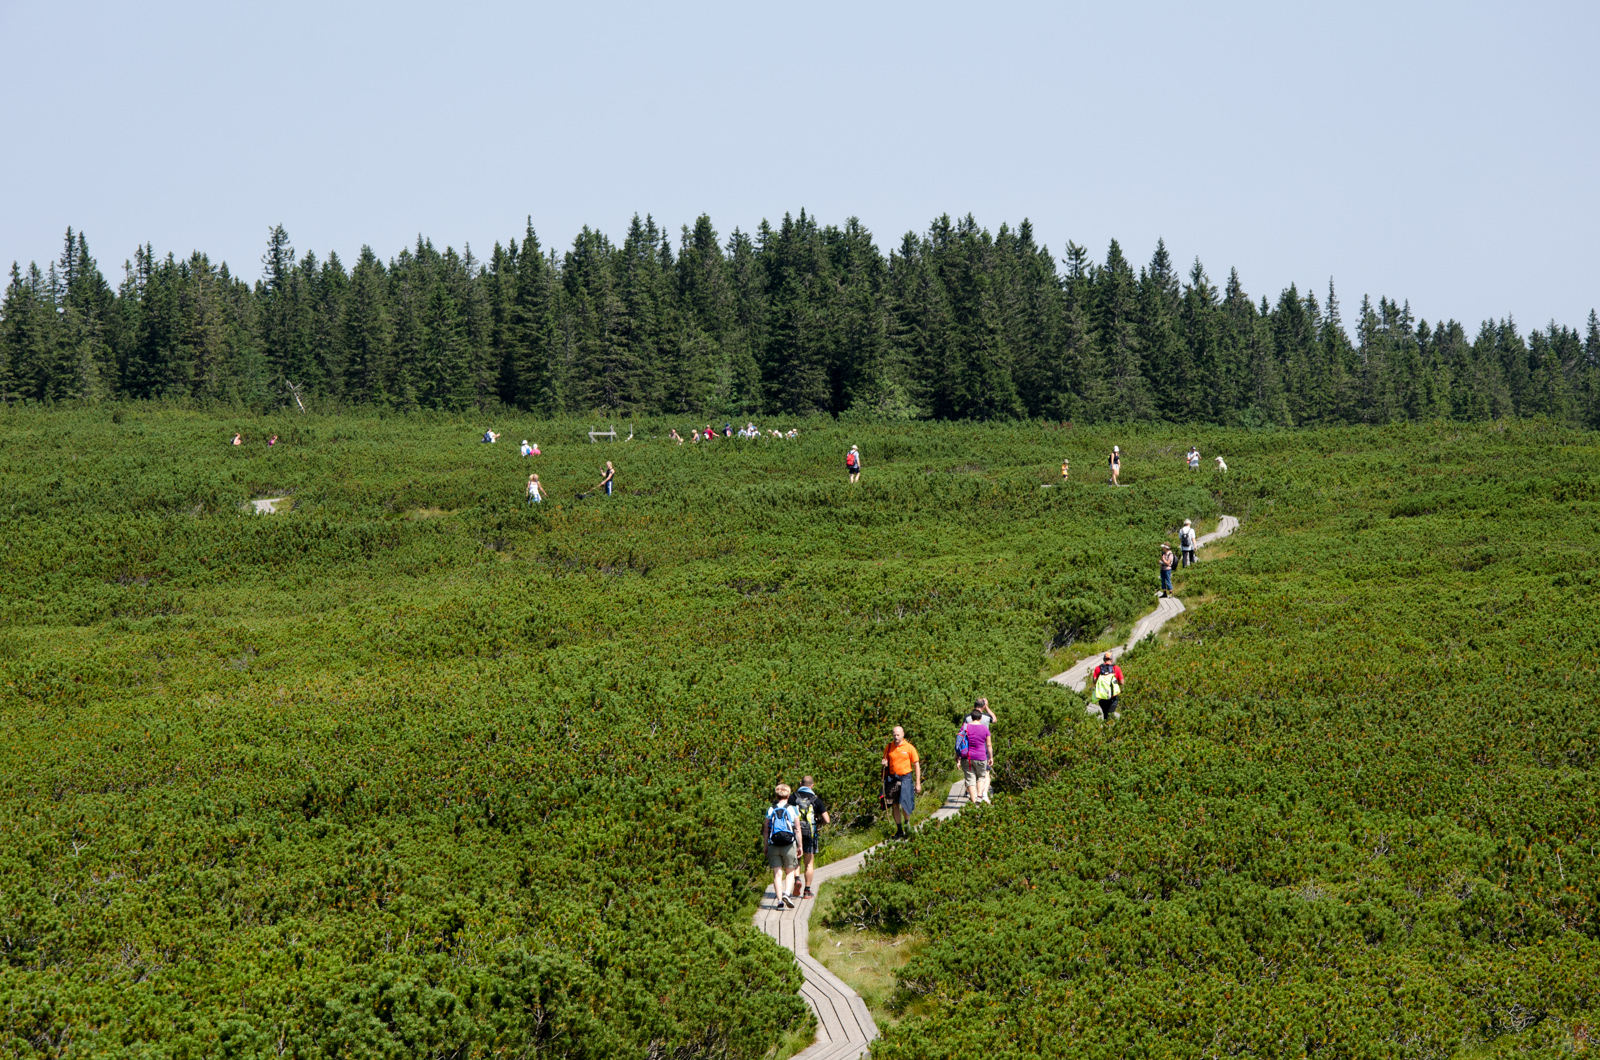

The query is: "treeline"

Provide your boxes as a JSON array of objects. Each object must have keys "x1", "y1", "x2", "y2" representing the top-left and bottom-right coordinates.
[{"x1": 4, "y1": 214, "x2": 1598, "y2": 426}]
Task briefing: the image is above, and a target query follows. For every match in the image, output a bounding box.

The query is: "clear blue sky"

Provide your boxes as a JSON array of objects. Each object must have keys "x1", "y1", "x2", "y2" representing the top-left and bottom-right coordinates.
[{"x1": 3, "y1": 0, "x2": 1595, "y2": 332}]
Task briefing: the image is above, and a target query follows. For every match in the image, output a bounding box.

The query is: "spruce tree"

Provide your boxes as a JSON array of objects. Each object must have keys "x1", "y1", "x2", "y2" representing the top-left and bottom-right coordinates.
[{"x1": 1093, "y1": 239, "x2": 1152, "y2": 420}]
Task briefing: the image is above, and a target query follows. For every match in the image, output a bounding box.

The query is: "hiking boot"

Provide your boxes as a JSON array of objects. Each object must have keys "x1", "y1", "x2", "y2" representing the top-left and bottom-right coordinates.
[{"x1": 802, "y1": 887, "x2": 813, "y2": 899}]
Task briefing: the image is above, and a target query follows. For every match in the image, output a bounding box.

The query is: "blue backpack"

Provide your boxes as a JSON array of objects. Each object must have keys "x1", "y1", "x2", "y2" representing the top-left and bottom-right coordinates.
[
  {"x1": 767, "y1": 804, "x2": 796, "y2": 846},
  {"x1": 955, "y1": 725, "x2": 970, "y2": 758}
]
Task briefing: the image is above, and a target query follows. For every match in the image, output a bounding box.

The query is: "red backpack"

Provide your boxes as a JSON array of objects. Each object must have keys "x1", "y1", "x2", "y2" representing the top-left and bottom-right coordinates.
[{"x1": 847, "y1": 451, "x2": 858, "y2": 469}]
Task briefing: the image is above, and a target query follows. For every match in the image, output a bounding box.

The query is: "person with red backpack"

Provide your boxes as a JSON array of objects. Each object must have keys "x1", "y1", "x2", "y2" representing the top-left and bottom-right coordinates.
[{"x1": 846, "y1": 445, "x2": 861, "y2": 483}]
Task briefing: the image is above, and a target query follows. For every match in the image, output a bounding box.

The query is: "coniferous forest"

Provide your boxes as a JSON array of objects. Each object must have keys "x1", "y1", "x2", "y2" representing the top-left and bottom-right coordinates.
[{"x1": 4, "y1": 213, "x2": 1598, "y2": 427}]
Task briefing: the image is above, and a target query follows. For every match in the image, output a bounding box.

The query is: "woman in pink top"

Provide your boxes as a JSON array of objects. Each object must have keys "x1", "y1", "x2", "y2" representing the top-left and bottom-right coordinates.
[{"x1": 958, "y1": 710, "x2": 993, "y2": 804}]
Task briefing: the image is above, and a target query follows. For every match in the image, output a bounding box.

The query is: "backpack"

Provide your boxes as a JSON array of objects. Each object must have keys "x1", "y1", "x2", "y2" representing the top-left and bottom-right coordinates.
[
  {"x1": 847, "y1": 451, "x2": 858, "y2": 469},
  {"x1": 1094, "y1": 671, "x2": 1122, "y2": 701},
  {"x1": 954, "y1": 725, "x2": 970, "y2": 758},
  {"x1": 793, "y1": 789, "x2": 819, "y2": 834},
  {"x1": 767, "y1": 805, "x2": 796, "y2": 846}
]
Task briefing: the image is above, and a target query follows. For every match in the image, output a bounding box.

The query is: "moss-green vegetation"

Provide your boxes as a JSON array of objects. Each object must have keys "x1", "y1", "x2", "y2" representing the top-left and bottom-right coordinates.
[
  {"x1": 2, "y1": 407, "x2": 1594, "y2": 1057},
  {"x1": 832, "y1": 421, "x2": 1600, "y2": 1058}
]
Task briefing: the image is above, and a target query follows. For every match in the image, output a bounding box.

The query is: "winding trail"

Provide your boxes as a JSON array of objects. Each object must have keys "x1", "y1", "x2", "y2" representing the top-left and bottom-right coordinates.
[
  {"x1": 757, "y1": 513, "x2": 1238, "y2": 1059},
  {"x1": 1049, "y1": 514, "x2": 1238, "y2": 692},
  {"x1": 754, "y1": 781, "x2": 967, "y2": 1060}
]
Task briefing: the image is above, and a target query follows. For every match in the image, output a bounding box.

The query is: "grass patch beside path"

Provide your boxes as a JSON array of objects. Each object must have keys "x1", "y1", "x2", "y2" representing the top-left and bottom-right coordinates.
[{"x1": 806, "y1": 886, "x2": 934, "y2": 1027}]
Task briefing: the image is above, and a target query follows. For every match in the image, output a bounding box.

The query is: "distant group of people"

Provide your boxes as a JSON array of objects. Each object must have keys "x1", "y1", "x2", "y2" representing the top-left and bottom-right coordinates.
[
  {"x1": 1100, "y1": 445, "x2": 1227, "y2": 486},
  {"x1": 228, "y1": 432, "x2": 278, "y2": 447},
  {"x1": 672, "y1": 423, "x2": 799, "y2": 445}
]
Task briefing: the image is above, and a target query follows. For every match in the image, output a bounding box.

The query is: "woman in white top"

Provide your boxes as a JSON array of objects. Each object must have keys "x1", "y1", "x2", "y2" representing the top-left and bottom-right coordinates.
[{"x1": 526, "y1": 473, "x2": 542, "y2": 505}]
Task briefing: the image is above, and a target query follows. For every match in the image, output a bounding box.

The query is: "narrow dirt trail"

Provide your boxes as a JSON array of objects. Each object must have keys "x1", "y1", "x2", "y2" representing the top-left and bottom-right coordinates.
[{"x1": 757, "y1": 514, "x2": 1238, "y2": 1059}]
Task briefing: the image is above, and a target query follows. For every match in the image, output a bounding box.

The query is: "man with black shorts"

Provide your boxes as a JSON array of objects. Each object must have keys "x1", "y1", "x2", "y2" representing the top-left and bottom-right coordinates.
[
  {"x1": 793, "y1": 776, "x2": 831, "y2": 898},
  {"x1": 881, "y1": 726, "x2": 921, "y2": 839}
]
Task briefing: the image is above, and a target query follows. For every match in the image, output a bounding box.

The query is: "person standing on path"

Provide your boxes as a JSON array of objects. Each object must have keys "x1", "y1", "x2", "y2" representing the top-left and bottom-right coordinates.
[
  {"x1": 526, "y1": 473, "x2": 542, "y2": 505},
  {"x1": 594, "y1": 461, "x2": 616, "y2": 497},
  {"x1": 1179, "y1": 519, "x2": 1197, "y2": 568},
  {"x1": 957, "y1": 709, "x2": 993, "y2": 805},
  {"x1": 793, "y1": 777, "x2": 831, "y2": 899},
  {"x1": 763, "y1": 784, "x2": 801, "y2": 909},
  {"x1": 846, "y1": 445, "x2": 862, "y2": 484},
  {"x1": 1108, "y1": 445, "x2": 1121, "y2": 486},
  {"x1": 1094, "y1": 654, "x2": 1123, "y2": 719},
  {"x1": 881, "y1": 727, "x2": 921, "y2": 838},
  {"x1": 1160, "y1": 544, "x2": 1175, "y2": 597}
]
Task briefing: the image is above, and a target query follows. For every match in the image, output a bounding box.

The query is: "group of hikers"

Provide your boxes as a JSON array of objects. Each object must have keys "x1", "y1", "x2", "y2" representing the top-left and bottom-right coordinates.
[
  {"x1": 227, "y1": 432, "x2": 279, "y2": 447},
  {"x1": 670, "y1": 423, "x2": 800, "y2": 444},
  {"x1": 524, "y1": 460, "x2": 614, "y2": 505},
  {"x1": 1106, "y1": 444, "x2": 1227, "y2": 486},
  {"x1": 760, "y1": 700, "x2": 998, "y2": 910}
]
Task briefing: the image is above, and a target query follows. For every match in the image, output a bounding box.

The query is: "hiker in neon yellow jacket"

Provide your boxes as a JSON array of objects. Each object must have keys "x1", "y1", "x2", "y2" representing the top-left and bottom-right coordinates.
[{"x1": 1094, "y1": 658, "x2": 1122, "y2": 719}]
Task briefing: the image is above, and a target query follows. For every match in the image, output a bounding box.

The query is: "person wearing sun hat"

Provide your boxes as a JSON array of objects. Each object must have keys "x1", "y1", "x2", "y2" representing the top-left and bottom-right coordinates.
[
  {"x1": 846, "y1": 444, "x2": 862, "y2": 484},
  {"x1": 1108, "y1": 445, "x2": 1121, "y2": 486}
]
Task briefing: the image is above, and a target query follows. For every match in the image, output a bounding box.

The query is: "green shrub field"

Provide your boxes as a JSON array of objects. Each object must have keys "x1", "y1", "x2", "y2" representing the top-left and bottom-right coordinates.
[{"x1": 1, "y1": 408, "x2": 1595, "y2": 1058}]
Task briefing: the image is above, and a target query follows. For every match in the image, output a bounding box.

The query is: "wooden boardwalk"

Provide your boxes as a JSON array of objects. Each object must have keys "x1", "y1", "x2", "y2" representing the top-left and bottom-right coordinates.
[
  {"x1": 1050, "y1": 514, "x2": 1238, "y2": 692},
  {"x1": 759, "y1": 514, "x2": 1237, "y2": 1058},
  {"x1": 753, "y1": 781, "x2": 968, "y2": 1060}
]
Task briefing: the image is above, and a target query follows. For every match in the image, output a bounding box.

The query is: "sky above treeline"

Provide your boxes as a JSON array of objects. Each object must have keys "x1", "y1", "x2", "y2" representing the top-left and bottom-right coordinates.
[{"x1": 2, "y1": 0, "x2": 1595, "y2": 332}]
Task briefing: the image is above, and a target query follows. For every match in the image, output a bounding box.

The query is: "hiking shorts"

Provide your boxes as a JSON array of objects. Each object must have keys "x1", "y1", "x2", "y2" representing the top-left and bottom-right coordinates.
[
  {"x1": 765, "y1": 842, "x2": 798, "y2": 870},
  {"x1": 801, "y1": 831, "x2": 820, "y2": 856},
  {"x1": 961, "y1": 758, "x2": 989, "y2": 790}
]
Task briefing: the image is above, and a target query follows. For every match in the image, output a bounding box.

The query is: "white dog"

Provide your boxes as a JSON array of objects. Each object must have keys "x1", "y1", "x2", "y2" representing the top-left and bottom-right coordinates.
[{"x1": 1214, "y1": 455, "x2": 1228, "y2": 472}]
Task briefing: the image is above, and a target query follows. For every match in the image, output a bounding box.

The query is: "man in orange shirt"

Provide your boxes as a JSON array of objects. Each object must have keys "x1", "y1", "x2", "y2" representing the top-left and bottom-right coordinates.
[{"x1": 880, "y1": 726, "x2": 922, "y2": 839}]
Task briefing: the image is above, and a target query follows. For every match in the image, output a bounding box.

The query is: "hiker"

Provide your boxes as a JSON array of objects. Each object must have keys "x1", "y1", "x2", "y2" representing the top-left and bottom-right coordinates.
[
  {"x1": 1160, "y1": 544, "x2": 1175, "y2": 597},
  {"x1": 723, "y1": 423, "x2": 733, "y2": 438},
  {"x1": 957, "y1": 709, "x2": 993, "y2": 805},
  {"x1": 763, "y1": 784, "x2": 802, "y2": 909},
  {"x1": 520, "y1": 440, "x2": 533, "y2": 457},
  {"x1": 670, "y1": 428, "x2": 683, "y2": 445},
  {"x1": 793, "y1": 777, "x2": 831, "y2": 899},
  {"x1": 1094, "y1": 653, "x2": 1123, "y2": 719},
  {"x1": 267, "y1": 434, "x2": 278, "y2": 447},
  {"x1": 482, "y1": 429, "x2": 499, "y2": 444},
  {"x1": 231, "y1": 432, "x2": 242, "y2": 446},
  {"x1": 595, "y1": 461, "x2": 615, "y2": 497},
  {"x1": 1214, "y1": 455, "x2": 1228, "y2": 473},
  {"x1": 881, "y1": 726, "x2": 922, "y2": 838},
  {"x1": 1179, "y1": 519, "x2": 1197, "y2": 568},
  {"x1": 1061, "y1": 458, "x2": 1070, "y2": 482},
  {"x1": 1187, "y1": 446, "x2": 1201, "y2": 471},
  {"x1": 1109, "y1": 446, "x2": 1121, "y2": 486},
  {"x1": 846, "y1": 445, "x2": 862, "y2": 484},
  {"x1": 526, "y1": 473, "x2": 542, "y2": 505}
]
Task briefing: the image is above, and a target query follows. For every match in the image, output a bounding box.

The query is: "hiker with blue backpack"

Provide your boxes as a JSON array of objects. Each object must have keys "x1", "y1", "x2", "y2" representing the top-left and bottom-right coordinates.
[
  {"x1": 956, "y1": 703, "x2": 995, "y2": 804},
  {"x1": 763, "y1": 783, "x2": 802, "y2": 909}
]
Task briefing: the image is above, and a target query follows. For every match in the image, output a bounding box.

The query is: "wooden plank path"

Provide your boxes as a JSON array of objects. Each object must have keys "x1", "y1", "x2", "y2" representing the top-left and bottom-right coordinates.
[
  {"x1": 1049, "y1": 515, "x2": 1238, "y2": 692},
  {"x1": 754, "y1": 780, "x2": 968, "y2": 1060},
  {"x1": 759, "y1": 514, "x2": 1237, "y2": 1058}
]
